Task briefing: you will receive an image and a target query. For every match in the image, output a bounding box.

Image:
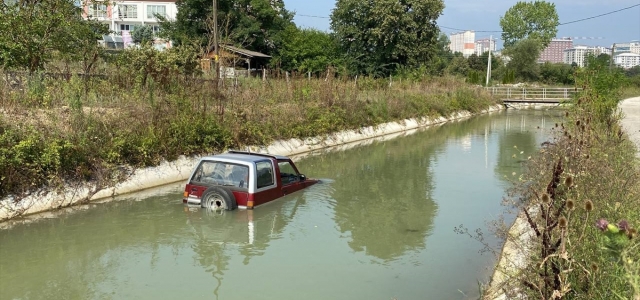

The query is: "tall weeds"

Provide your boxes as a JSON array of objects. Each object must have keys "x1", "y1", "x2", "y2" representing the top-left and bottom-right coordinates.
[
  {"x1": 0, "y1": 62, "x2": 496, "y2": 203},
  {"x1": 491, "y1": 59, "x2": 639, "y2": 299}
]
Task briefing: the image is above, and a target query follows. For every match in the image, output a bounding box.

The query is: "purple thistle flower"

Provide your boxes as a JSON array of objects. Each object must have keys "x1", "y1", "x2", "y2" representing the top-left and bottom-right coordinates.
[
  {"x1": 617, "y1": 220, "x2": 630, "y2": 232},
  {"x1": 595, "y1": 219, "x2": 609, "y2": 231}
]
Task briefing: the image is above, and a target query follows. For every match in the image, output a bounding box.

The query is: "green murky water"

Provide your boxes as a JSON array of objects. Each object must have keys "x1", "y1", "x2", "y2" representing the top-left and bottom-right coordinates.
[{"x1": 0, "y1": 109, "x2": 561, "y2": 300}]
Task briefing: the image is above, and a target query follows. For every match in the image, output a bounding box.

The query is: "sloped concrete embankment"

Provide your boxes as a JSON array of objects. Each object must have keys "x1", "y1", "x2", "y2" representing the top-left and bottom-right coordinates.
[
  {"x1": 484, "y1": 95, "x2": 640, "y2": 300},
  {"x1": 0, "y1": 106, "x2": 504, "y2": 221}
]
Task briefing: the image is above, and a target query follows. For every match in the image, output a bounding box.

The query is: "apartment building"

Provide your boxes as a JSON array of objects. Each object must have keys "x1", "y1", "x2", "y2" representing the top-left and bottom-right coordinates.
[
  {"x1": 614, "y1": 53, "x2": 640, "y2": 69},
  {"x1": 449, "y1": 31, "x2": 476, "y2": 57},
  {"x1": 474, "y1": 38, "x2": 495, "y2": 55},
  {"x1": 613, "y1": 41, "x2": 640, "y2": 55},
  {"x1": 563, "y1": 45, "x2": 611, "y2": 67},
  {"x1": 83, "y1": 0, "x2": 177, "y2": 48},
  {"x1": 538, "y1": 38, "x2": 573, "y2": 63}
]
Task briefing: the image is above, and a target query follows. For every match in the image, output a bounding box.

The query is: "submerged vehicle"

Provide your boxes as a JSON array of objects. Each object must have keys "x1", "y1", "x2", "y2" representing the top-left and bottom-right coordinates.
[{"x1": 183, "y1": 151, "x2": 318, "y2": 210}]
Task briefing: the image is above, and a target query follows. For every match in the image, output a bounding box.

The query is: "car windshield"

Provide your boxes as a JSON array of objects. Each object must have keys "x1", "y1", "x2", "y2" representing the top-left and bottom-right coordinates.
[{"x1": 191, "y1": 160, "x2": 249, "y2": 188}]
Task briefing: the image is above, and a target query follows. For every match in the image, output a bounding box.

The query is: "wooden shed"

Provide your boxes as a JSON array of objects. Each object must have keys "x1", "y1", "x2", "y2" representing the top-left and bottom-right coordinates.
[{"x1": 202, "y1": 44, "x2": 271, "y2": 77}]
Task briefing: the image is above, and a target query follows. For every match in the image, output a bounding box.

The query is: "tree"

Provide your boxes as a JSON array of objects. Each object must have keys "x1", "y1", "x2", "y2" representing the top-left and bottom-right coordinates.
[
  {"x1": 504, "y1": 38, "x2": 541, "y2": 81},
  {"x1": 446, "y1": 54, "x2": 469, "y2": 77},
  {"x1": 539, "y1": 62, "x2": 575, "y2": 85},
  {"x1": 0, "y1": 0, "x2": 108, "y2": 73},
  {"x1": 275, "y1": 27, "x2": 340, "y2": 73},
  {"x1": 467, "y1": 54, "x2": 484, "y2": 72},
  {"x1": 132, "y1": 25, "x2": 155, "y2": 45},
  {"x1": 159, "y1": 0, "x2": 293, "y2": 55},
  {"x1": 500, "y1": 1, "x2": 559, "y2": 48},
  {"x1": 331, "y1": 0, "x2": 445, "y2": 76}
]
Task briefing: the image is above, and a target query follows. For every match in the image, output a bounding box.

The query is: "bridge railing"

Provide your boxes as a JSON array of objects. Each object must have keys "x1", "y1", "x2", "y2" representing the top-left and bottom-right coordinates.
[{"x1": 486, "y1": 87, "x2": 582, "y2": 101}]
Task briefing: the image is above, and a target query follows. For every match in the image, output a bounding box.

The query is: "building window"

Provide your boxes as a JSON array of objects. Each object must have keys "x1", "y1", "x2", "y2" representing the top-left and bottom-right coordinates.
[
  {"x1": 147, "y1": 5, "x2": 166, "y2": 18},
  {"x1": 120, "y1": 24, "x2": 135, "y2": 31},
  {"x1": 152, "y1": 25, "x2": 161, "y2": 34},
  {"x1": 119, "y1": 4, "x2": 137, "y2": 19},
  {"x1": 88, "y1": 3, "x2": 107, "y2": 18}
]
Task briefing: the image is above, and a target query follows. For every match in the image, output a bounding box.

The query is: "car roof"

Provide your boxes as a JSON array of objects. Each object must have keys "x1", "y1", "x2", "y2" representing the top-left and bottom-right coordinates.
[{"x1": 201, "y1": 151, "x2": 290, "y2": 163}]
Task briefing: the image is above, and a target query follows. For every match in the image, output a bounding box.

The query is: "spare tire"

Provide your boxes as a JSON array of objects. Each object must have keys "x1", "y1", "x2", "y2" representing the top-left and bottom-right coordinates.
[{"x1": 200, "y1": 187, "x2": 237, "y2": 211}]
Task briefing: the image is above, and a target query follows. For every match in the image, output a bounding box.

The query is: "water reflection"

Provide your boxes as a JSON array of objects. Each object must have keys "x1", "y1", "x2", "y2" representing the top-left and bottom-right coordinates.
[{"x1": 302, "y1": 136, "x2": 440, "y2": 262}]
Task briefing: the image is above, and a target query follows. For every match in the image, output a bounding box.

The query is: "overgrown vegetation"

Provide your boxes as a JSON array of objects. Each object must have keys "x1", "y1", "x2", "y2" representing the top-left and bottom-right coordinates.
[
  {"x1": 486, "y1": 54, "x2": 640, "y2": 299},
  {"x1": 0, "y1": 45, "x2": 496, "y2": 202}
]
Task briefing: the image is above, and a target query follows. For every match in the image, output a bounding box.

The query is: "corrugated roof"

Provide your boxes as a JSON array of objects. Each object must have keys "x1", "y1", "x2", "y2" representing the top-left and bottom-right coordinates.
[{"x1": 220, "y1": 44, "x2": 271, "y2": 58}]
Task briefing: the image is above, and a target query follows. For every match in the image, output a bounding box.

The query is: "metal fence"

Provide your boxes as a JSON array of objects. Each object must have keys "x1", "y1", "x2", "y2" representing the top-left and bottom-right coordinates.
[{"x1": 486, "y1": 87, "x2": 581, "y2": 102}]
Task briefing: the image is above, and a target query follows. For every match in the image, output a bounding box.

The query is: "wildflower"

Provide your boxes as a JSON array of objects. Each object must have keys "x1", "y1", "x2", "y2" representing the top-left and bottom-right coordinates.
[
  {"x1": 541, "y1": 193, "x2": 550, "y2": 204},
  {"x1": 617, "y1": 220, "x2": 630, "y2": 232},
  {"x1": 585, "y1": 200, "x2": 593, "y2": 212},
  {"x1": 559, "y1": 217, "x2": 568, "y2": 228},
  {"x1": 567, "y1": 199, "x2": 575, "y2": 210},
  {"x1": 595, "y1": 218, "x2": 608, "y2": 231},
  {"x1": 564, "y1": 176, "x2": 574, "y2": 188}
]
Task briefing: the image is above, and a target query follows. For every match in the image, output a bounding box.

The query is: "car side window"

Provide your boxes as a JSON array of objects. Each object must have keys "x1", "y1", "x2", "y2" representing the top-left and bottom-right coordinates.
[
  {"x1": 278, "y1": 160, "x2": 300, "y2": 185},
  {"x1": 256, "y1": 161, "x2": 275, "y2": 189}
]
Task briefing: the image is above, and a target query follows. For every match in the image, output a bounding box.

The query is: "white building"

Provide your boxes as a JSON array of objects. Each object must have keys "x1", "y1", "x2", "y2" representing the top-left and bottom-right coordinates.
[
  {"x1": 612, "y1": 41, "x2": 640, "y2": 55},
  {"x1": 474, "y1": 38, "x2": 496, "y2": 55},
  {"x1": 614, "y1": 53, "x2": 640, "y2": 69},
  {"x1": 83, "y1": 0, "x2": 177, "y2": 48},
  {"x1": 563, "y1": 45, "x2": 611, "y2": 67},
  {"x1": 449, "y1": 31, "x2": 476, "y2": 57}
]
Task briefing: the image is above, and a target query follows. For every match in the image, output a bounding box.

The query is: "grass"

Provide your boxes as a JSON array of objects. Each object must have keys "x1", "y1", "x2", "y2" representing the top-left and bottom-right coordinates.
[{"x1": 0, "y1": 67, "x2": 497, "y2": 206}]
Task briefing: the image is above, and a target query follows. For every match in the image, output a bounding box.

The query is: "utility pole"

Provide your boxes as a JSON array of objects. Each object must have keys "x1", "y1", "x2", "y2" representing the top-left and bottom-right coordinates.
[
  {"x1": 609, "y1": 43, "x2": 616, "y2": 72},
  {"x1": 213, "y1": 0, "x2": 219, "y2": 85},
  {"x1": 485, "y1": 35, "x2": 492, "y2": 87}
]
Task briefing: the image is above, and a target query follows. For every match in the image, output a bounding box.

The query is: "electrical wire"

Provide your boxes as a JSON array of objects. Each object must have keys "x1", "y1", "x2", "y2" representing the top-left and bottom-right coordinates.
[
  {"x1": 558, "y1": 4, "x2": 639, "y2": 26},
  {"x1": 294, "y1": 3, "x2": 640, "y2": 33}
]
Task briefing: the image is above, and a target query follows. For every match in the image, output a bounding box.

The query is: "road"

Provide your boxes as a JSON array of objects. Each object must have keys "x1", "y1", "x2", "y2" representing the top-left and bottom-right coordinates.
[{"x1": 620, "y1": 96, "x2": 640, "y2": 157}]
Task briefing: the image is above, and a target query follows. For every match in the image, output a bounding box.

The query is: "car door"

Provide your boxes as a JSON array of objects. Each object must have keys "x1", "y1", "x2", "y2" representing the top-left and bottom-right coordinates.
[{"x1": 278, "y1": 159, "x2": 306, "y2": 195}]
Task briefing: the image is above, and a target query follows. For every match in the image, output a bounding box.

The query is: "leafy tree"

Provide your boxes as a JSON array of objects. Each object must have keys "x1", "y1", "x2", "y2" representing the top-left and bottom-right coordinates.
[
  {"x1": 421, "y1": 31, "x2": 451, "y2": 76},
  {"x1": 159, "y1": 0, "x2": 293, "y2": 56},
  {"x1": 132, "y1": 25, "x2": 155, "y2": 45},
  {"x1": 331, "y1": 0, "x2": 445, "y2": 76},
  {"x1": 539, "y1": 62, "x2": 575, "y2": 85},
  {"x1": 446, "y1": 54, "x2": 469, "y2": 77},
  {"x1": 504, "y1": 38, "x2": 541, "y2": 81},
  {"x1": 0, "y1": 0, "x2": 108, "y2": 73},
  {"x1": 275, "y1": 27, "x2": 340, "y2": 73},
  {"x1": 500, "y1": 1, "x2": 559, "y2": 48},
  {"x1": 467, "y1": 54, "x2": 484, "y2": 72}
]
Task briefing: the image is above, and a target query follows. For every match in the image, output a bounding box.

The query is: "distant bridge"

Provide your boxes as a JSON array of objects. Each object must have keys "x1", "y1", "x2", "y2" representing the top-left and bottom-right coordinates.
[{"x1": 486, "y1": 87, "x2": 580, "y2": 104}]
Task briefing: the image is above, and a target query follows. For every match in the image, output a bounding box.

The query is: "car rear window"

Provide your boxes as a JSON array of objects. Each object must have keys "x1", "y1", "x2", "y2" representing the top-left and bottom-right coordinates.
[{"x1": 191, "y1": 160, "x2": 249, "y2": 188}]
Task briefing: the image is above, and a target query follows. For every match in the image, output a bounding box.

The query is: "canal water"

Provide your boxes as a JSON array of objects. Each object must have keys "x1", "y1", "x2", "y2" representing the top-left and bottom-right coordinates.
[{"x1": 0, "y1": 109, "x2": 561, "y2": 300}]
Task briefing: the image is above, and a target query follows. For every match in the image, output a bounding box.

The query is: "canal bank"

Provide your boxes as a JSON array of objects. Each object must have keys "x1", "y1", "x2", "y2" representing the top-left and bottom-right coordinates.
[
  {"x1": 484, "y1": 95, "x2": 640, "y2": 300},
  {"x1": 0, "y1": 105, "x2": 504, "y2": 221}
]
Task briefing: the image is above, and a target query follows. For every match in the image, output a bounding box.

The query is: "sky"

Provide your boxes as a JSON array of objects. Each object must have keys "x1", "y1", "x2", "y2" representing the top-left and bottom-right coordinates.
[{"x1": 282, "y1": 0, "x2": 640, "y2": 49}]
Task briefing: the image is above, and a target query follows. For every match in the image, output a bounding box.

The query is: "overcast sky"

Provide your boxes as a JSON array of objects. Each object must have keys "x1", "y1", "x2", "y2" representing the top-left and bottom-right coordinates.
[{"x1": 282, "y1": 0, "x2": 640, "y2": 49}]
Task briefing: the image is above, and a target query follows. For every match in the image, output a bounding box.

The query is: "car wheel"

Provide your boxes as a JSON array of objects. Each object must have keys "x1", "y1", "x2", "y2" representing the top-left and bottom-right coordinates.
[{"x1": 200, "y1": 187, "x2": 237, "y2": 211}]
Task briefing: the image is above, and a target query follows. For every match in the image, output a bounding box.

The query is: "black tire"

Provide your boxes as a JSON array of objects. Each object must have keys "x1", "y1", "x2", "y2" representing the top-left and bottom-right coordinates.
[{"x1": 200, "y1": 187, "x2": 237, "y2": 211}]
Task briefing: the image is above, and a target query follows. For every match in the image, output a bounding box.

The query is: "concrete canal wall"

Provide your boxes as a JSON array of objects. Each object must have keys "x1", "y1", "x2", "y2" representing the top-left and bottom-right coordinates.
[
  {"x1": 0, "y1": 105, "x2": 504, "y2": 221},
  {"x1": 484, "y1": 95, "x2": 640, "y2": 300}
]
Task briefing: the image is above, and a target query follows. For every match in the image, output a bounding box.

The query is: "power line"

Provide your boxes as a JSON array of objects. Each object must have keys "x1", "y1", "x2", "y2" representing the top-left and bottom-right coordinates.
[
  {"x1": 558, "y1": 4, "x2": 640, "y2": 26},
  {"x1": 296, "y1": 14, "x2": 330, "y2": 19},
  {"x1": 439, "y1": 3, "x2": 640, "y2": 33},
  {"x1": 295, "y1": 4, "x2": 640, "y2": 34}
]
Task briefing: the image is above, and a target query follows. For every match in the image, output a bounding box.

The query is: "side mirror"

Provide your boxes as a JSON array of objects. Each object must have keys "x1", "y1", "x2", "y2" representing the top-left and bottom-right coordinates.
[{"x1": 299, "y1": 174, "x2": 306, "y2": 181}]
